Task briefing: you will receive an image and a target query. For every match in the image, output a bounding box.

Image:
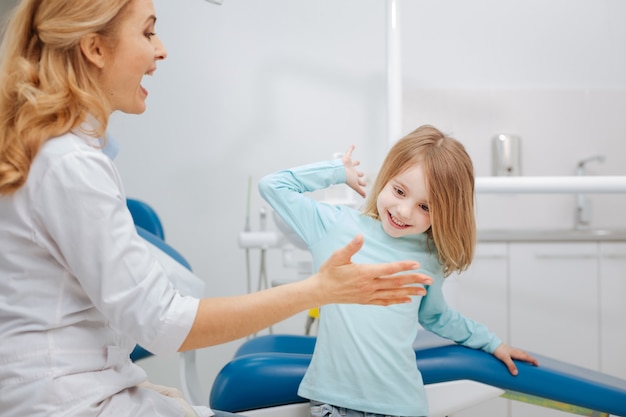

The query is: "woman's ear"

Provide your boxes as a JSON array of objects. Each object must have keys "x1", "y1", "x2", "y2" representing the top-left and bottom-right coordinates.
[{"x1": 80, "y1": 33, "x2": 106, "y2": 69}]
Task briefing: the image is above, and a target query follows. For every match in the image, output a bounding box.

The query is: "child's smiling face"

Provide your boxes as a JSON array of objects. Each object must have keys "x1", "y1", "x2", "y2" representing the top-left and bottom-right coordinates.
[{"x1": 376, "y1": 164, "x2": 431, "y2": 238}]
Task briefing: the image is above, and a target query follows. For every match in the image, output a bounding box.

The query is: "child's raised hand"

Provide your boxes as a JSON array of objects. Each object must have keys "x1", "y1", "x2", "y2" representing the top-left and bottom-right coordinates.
[{"x1": 342, "y1": 145, "x2": 366, "y2": 198}]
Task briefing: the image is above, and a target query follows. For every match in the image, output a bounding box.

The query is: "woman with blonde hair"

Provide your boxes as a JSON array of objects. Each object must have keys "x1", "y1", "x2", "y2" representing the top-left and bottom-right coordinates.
[
  {"x1": 259, "y1": 125, "x2": 538, "y2": 417},
  {"x1": 0, "y1": 1, "x2": 431, "y2": 416}
]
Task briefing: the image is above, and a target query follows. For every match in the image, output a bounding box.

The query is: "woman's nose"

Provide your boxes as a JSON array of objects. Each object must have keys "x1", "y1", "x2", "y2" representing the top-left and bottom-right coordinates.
[{"x1": 155, "y1": 36, "x2": 167, "y2": 60}]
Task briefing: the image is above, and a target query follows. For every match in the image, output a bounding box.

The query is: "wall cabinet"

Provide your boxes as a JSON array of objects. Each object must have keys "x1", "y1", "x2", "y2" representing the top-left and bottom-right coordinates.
[
  {"x1": 509, "y1": 242, "x2": 599, "y2": 369},
  {"x1": 445, "y1": 240, "x2": 626, "y2": 417},
  {"x1": 599, "y1": 242, "x2": 626, "y2": 380},
  {"x1": 444, "y1": 243, "x2": 510, "y2": 342},
  {"x1": 443, "y1": 243, "x2": 510, "y2": 417}
]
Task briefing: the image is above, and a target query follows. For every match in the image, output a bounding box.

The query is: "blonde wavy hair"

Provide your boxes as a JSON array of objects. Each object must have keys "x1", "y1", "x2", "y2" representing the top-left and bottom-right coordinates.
[
  {"x1": 362, "y1": 125, "x2": 476, "y2": 276},
  {"x1": 0, "y1": 0, "x2": 132, "y2": 195}
]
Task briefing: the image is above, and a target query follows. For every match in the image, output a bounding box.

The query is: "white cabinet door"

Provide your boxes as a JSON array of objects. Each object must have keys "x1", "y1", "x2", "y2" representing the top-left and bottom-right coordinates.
[
  {"x1": 509, "y1": 242, "x2": 599, "y2": 368},
  {"x1": 509, "y1": 242, "x2": 599, "y2": 417},
  {"x1": 599, "y1": 242, "x2": 626, "y2": 380},
  {"x1": 445, "y1": 243, "x2": 510, "y2": 417},
  {"x1": 445, "y1": 243, "x2": 510, "y2": 340}
]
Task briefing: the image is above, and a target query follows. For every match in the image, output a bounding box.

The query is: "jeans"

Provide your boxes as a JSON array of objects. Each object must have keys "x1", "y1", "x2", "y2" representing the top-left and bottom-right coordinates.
[{"x1": 310, "y1": 402, "x2": 423, "y2": 417}]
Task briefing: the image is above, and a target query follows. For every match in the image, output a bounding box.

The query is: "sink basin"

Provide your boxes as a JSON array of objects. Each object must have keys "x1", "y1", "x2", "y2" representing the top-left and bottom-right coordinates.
[{"x1": 478, "y1": 229, "x2": 626, "y2": 242}]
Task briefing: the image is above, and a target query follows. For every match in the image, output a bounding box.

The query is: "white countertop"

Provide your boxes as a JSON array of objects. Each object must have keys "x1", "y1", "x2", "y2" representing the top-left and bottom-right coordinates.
[{"x1": 477, "y1": 229, "x2": 626, "y2": 242}]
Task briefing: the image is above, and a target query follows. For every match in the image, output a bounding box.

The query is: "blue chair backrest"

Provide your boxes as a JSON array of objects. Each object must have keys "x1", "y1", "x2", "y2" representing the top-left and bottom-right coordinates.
[{"x1": 127, "y1": 198, "x2": 165, "y2": 240}]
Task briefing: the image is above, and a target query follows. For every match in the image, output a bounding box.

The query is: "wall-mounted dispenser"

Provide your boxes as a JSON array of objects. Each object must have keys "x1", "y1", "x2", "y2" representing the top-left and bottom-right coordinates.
[{"x1": 492, "y1": 134, "x2": 522, "y2": 176}]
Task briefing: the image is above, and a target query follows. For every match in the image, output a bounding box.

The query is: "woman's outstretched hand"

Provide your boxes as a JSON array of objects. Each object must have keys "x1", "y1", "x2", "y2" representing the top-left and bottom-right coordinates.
[{"x1": 313, "y1": 234, "x2": 432, "y2": 306}]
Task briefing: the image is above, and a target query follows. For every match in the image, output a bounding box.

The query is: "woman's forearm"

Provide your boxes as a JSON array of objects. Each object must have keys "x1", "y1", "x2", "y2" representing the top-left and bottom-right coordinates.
[{"x1": 179, "y1": 277, "x2": 319, "y2": 351}]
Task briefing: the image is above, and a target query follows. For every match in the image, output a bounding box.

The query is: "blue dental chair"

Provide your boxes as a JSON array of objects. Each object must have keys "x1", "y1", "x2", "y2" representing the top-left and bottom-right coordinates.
[{"x1": 210, "y1": 333, "x2": 626, "y2": 417}]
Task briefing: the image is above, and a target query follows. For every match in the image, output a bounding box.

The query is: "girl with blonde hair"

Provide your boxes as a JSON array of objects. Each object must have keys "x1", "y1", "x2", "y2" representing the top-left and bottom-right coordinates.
[
  {"x1": 361, "y1": 124, "x2": 477, "y2": 277},
  {"x1": 260, "y1": 124, "x2": 538, "y2": 417}
]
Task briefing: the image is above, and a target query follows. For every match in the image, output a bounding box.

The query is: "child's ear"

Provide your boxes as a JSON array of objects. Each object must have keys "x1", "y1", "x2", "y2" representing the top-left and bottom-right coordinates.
[{"x1": 79, "y1": 33, "x2": 106, "y2": 69}]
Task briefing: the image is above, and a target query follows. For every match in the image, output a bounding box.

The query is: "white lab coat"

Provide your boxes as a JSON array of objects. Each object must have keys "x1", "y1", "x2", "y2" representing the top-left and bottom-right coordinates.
[{"x1": 0, "y1": 131, "x2": 211, "y2": 417}]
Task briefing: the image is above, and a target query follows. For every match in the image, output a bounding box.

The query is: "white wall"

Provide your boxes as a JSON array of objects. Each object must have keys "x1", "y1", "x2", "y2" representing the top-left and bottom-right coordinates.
[
  {"x1": 3, "y1": 0, "x2": 624, "y2": 406},
  {"x1": 399, "y1": 0, "x2": 626, "y2": 231}
]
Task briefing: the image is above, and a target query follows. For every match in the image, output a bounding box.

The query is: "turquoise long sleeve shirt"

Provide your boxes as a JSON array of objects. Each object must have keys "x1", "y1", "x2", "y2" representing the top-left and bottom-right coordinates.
[{"x1": 258, "y1": 159, "x2": 501, "y2": 417}]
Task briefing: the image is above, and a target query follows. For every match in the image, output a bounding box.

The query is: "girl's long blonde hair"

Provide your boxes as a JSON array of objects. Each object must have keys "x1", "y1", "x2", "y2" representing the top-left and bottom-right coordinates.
[
  {"x1": 362, "y1": 125, "x2": 476, "y2": 277},
  {"x1": 0, "y1": 0, "x2": 131, "y2": 195}
]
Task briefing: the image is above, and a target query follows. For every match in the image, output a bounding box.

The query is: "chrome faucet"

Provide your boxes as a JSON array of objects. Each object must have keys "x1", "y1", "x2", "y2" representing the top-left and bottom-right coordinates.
[{"x1": 575, "y1": 155, "x2": 605, "y2": 229}]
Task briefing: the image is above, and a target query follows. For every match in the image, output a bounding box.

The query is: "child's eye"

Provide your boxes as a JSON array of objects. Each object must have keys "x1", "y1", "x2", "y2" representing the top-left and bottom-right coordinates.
[
  {"x1": 394, "y1": 186, "x2": 405, "y2": 197},
  {"x1": 419, "y1": 203, "x2": 430, "y2": 213},
  {"x1": 145, "y1": 31, "x2": 156, "y2": 39}
]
